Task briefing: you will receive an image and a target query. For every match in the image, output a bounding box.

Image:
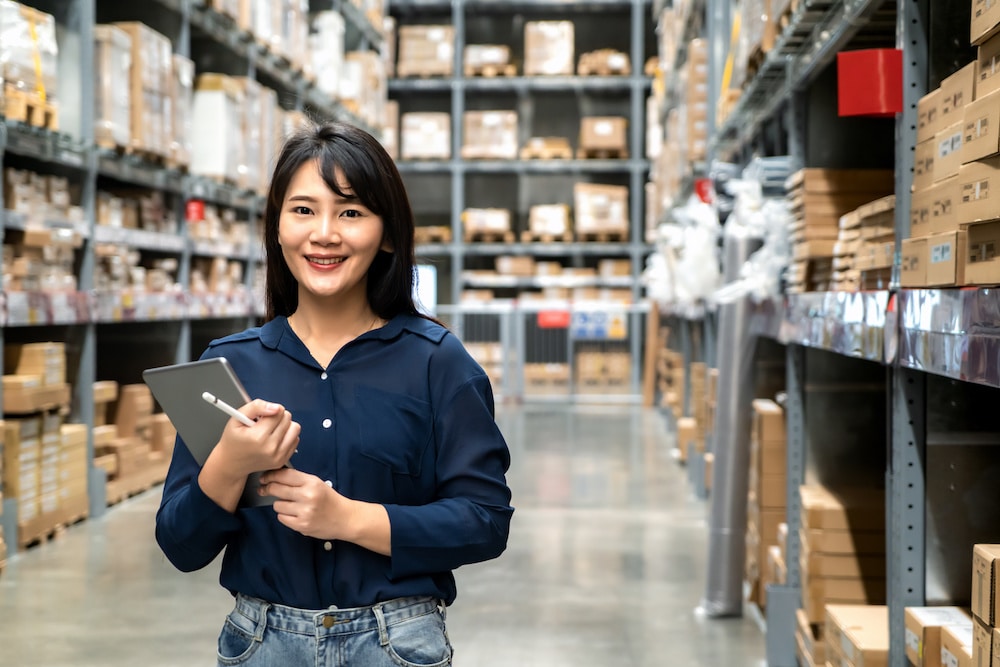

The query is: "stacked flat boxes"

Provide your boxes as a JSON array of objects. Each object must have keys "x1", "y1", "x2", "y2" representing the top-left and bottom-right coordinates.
[
  {"x1": 574, "y1": 183, "x2": 629, "y2": 241},
  {"x1": 524, "y1": 21, "x2": 574, "y2": 76},
  {"x1": 837, "y1": 196, "x2": 897, "y2": 291},
  {"x1": 461, "y1": 111, "x2": 518, "y2": 160},
  {"x1": 688, "y1": 362, "x2": 708, "y2": 452},
  {"x1": 799, "y1": 484, "x2": 886, "y2": 625},
  {"x1": 745, "y1": 398, "x2": 786, "y2": 610},
  {"x1": 970, "y1": 545, "x2": 1000, "y2": 667},
  {"x1": 112, "y1": 23, "x2": 172, "y2": 159},
  {"x1": 396, "y1": 25, "x2": 454, "y2": 77},
  {"x1": 785, "y1": 169, "x2": 895, "y2": 293},
  {"x1": 401, "y1": 112, "x2": 451, "y2": 160},
  {"x1": 903, "y1": 606, "x2": 971, "y2": 667}
]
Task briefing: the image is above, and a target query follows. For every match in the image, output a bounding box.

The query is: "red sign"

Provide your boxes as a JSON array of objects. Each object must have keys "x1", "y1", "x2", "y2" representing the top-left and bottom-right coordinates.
[{"x1": 537, "y1": 310, "x2": 571, "y2": 328}]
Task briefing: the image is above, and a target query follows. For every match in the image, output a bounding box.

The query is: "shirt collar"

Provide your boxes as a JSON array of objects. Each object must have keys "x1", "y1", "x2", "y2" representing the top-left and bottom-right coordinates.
[{"x1": 259, "y1": 313, "x2": 447, "y2": 352}]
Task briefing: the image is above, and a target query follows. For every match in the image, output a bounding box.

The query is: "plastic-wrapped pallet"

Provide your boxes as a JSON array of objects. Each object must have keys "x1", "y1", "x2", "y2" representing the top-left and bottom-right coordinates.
[
  {"x1": 311, "y1": 10, "x2": 345, "y2": 101},
  {"x1": 113, "y1": 22, "x2": 172, "y2": 158},
  {"x1": 461, "y1": 111, "x2": 518, "y2": 160},
  {"x1": 170, "y1": 54, "x2": 194, "y2": 169},
  {"x1": 574, "y1": 183, "x2": 628, "y2": 240},
  {"x1": 524, "y1": 21, "x2": 574, "y2": 76},
  {"x1": 260, "y1": 86, "x2": 280, "y2": 181},
  {"x1": 397, "y1": 25, "x2": 454, "y2": 77},
  {"x1": 233, "y1": 77, "x2": 264, "y2": 193},
  {"x1": 191, "y1": 74, "x2": 245, "y2": 185},
  {"x1": 94, "y1": 25, "x2": 131, "y2": 150},
  {"x1": 0, "y1": 1, "x2": 59, "y2": 127},
  {"x1": 401, "y1": 112, "x2": 450, "y2": 160},
  {"x1": 341, "y1": 51, "x2": 386, "y2": 128}
]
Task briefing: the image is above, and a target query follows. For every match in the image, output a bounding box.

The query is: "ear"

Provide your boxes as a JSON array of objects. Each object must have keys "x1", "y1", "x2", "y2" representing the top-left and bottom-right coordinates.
[{"x1": 381, "y1": 235, "x2": 394, "y2": 254}]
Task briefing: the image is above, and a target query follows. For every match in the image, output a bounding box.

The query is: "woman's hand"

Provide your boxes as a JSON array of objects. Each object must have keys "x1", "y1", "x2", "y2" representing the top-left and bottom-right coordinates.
[
  {"x1": 258, "y1": 468, "x2": 391, "y2": 556},
  {"x1": 198, "y1": 400, "x2": 301, "y2": 512}
]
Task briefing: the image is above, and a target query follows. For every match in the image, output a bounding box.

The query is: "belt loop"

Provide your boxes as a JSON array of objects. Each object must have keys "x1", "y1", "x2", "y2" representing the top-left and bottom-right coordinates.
[
  {"x1": 437, "y1": 599, "x2": 447, "y2": 621},
  {"x1": 254, "y1": 601, "x2": 270, "y2": 643},
  {"x1": 373, "y1": 602, "x2": 390, "y2": 646}
]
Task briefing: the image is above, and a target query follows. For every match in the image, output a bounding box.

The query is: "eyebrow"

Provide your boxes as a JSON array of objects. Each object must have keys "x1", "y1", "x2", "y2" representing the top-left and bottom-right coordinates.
[{"x1": 286, "y1": 193, "x2": 360, "y2": 203}]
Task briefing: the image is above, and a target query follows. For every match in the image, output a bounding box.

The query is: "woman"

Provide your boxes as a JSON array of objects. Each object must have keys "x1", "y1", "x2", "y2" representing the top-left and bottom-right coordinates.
[{"x1": 155, "y1": 122, "x2": 514, "y2": 666}]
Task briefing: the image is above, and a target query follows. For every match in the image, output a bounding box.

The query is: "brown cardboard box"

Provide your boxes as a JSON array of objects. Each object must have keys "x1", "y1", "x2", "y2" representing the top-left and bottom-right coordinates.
[
  {"x1": 904, "y1": 607, "x2": 972, "y2": 667},
  {"x1": 927, "y1": 230, "x2": 968, "y2": 286},
  {"x1": 912, "y1": 186, "x2": 935, "y2": 237},
  {"x1": 902, "y1": 236, "x2": 929, "y2": 287},
  {"x1": 974, "y1": 618, "x2": 992, "y2": 667},
  {"x1": 965, "y1": 221, "x2": 1000, "y2": 284},
  {"x1": 524, "y1": 21, "x2": 574, "y2": 76},
  {"x1": 5, "y1": 342, "x2": 65, "y2": 386},
  {"x1": 114, "y1": 384, "x2": 153, "y2": 439},
  {"x1": 824, "y1": 605, "x2": 889, "y2": 667},
  {"x1": 972, "y1": 544, "x2": 1000, "y2": 624},
  {"x1": 919, "y1": 88, "x2": 944, "y2": 143},
  {"x1": 2, "y1": 375, "x2": 43, "y2": 414},
  {"x1": 463, "y1": 208, "x2": 511, "y2": 235},
  {"x1": 401, "y1": 112, "x2": 451, "y2": 160},
  {"x1": 461, "y1": 111, "x2": 518, "y2": 160},
  {"x1": 932, "y1": 176, "x2": 962, "y2": 234},
  {"x1": 916, "y1": 138, "x2": 937, "y2": 191},
  {"x1": 991, "y1": 627, "x2": 1000, "y2": 667},
  {"x1": 752, "y1": 399, "x2": 785, "y2": 443},
  {"x1": 573, "y1": 183, "x2": 628, "y2": 235},
  {"x1": 972, "y1": 0, "x2": 1000, "y2": 45},
  {"x1": 396, "y1": 25, "x2": 454, "y2": 78},
  {"x1": 463, "y1": 45, "x2": 512, "y2": 76},
  {"x1": 957, "y1": 157, "x2": 1000, "y2": 225},
  {"x1": 579, "y1": 117, "x2": 628, "y2": 153},
  {"x1": 980, "y1": 33, "x2": 1000, "y2": 101},
  {"x1": 938, "y1": 122, "x2": 967, "y2": 182},
  {"x1": 495, "y1": 256, "x2": 536, "y2": 277},
  {"x1": 941, "y1": 63, "x2": 978, "y2": 126},
  {"x1": 149, "y1": 413, "x2": 176, "y2": 453},
  {"x1": 963, "y1": 89, "x2": 1000, "y2": 164},
  {"x1": 942, "y1": 622, "x2": 974, "y2": 667}
]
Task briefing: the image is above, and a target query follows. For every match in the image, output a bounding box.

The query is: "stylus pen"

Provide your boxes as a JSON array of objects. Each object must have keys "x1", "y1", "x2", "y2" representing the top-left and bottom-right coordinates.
[{"x1": 202, "y1": 391, "x2": 256, "y2": 427}]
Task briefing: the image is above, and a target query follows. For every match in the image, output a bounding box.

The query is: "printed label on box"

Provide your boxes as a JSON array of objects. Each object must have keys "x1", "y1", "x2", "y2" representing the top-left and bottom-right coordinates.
[{"x1": 932, "y1": 242, "x2": 953, "y2": 263}]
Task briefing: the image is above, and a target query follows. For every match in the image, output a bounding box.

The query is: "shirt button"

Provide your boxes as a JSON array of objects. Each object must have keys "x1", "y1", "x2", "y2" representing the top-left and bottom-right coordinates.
[
  {"x1": 322, "y1": 418, "x2": 332, "y2": 429},
  {"x1": 321, "y1": 372, "x2": 328, "y2": 380},
  {"x1": 323, "y1": 541, "x2": 332, "y2": 551},
  {"x1": 324, "y1": 479, "x2": 333, "y2": 487}
]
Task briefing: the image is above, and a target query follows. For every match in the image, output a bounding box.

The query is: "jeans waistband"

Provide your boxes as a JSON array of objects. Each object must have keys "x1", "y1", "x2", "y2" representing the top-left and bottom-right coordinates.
[{"x1": 234, "y1": 593, "x2": 441, "y2": 637}]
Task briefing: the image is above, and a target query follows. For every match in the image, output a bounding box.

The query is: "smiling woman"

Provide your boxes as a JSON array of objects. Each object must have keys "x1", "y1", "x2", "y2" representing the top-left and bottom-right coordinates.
[{"x1": 154, "y1": 122, "x2": 514, "y2": 667}]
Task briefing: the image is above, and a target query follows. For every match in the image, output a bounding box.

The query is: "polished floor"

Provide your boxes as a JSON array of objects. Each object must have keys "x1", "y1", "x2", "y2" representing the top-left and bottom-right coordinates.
[{"x1": 0, "y1": 405, "x2": 766, "y2": 666}]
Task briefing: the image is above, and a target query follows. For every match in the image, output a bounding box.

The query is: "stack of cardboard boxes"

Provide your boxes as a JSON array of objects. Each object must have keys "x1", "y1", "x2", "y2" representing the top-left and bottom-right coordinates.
[
  {"x1": 0, "y1": 1, "x2": 59, "y2": 130},
  {"x1": 822, "y1": 605, "x2": 889, "y2": 667},
  {"x1": 462, "y1": 208, "x2": 514, "y2": 243},
  {"x1": 461, "y1": 342, "x2": 505, "y2": 393},
  {"x1": 903, "y1": 606, "x2": 971, "y2": 667},
  {"x1": 396, "y1": 25, "x2": 454, "y2": 77},
  {"x1": 785, "y1": 169, "x2": 894, "y2": 293},
  {"x1": 401, "y1": 112, "x2": 451, "y2": 160},
  {"x1": 574, "y1": 183, "x2": 629, "y2": 242},
  {"x1": 524, "y1": 204, "x2": 572, "y2": 242},
  {"x1": 745, "y1": 398, "x2": 786, "y2": 611},
  {"x1": 971, "y1": 544, "x2": 1000, "y2": 666},
  {"x1": 903, "y1": 5, "x2": 1000, "y2": 288},
  {"x1": 523, "y1": 21, "x2": 574, "y2": 76},
  {"x1": 578, "y1": 117, "x2": 629, "y2": 159},
  {"x1": 575, "y1": 347, "x2": 631, "y2": 388},
  {"x1": 461, "y1": 111, "x2": 518, "y2": 160},
  {"x1": 842, "y1": 195, "x2": 897, "y2": 291},
  {"x1": 464, "y1": 45, "x2": 515, "y2": 77},
  {"x1": 799, "y1": 485, "x2": 885, "y2": 629},
  {"x1": 2, "y1": 343, "x2": 90, "y2": 548}
]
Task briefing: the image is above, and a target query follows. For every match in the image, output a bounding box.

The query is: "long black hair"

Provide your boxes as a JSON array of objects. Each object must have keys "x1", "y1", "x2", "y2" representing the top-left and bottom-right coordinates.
[{"x1": 263, "y1": 122, "x2": 420, "y2": 322}]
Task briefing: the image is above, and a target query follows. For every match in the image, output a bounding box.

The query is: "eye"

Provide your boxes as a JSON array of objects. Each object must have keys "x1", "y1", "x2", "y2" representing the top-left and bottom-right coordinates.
[
  {"x1": 341, "y1": 209, "x2": 364, "y2": 218},
  {"x1": 291, "y1": 206, "x2": 313, "y2": 215}
]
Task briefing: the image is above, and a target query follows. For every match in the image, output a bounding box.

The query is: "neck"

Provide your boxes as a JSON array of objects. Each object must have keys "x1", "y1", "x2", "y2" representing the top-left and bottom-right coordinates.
[{"x1": 290, "y1": 292, "x2": 380, "y2": 341}]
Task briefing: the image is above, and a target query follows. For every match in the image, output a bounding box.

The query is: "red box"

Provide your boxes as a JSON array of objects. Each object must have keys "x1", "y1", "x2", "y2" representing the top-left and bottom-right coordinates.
[{"x1": 837, "y1": 49, "x2": 903, "y2": 118}]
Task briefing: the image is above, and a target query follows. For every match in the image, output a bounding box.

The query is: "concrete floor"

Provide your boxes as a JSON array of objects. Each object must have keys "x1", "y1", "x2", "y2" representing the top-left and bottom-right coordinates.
[{"x1": 0, "y1": 405, "x2": 766, "y2": 666}]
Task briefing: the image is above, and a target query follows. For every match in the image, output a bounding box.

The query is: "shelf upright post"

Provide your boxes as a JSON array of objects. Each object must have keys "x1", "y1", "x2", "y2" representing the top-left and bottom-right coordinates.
[
  {"x1": 175, "y1": 0, "x2": 194, "y2": 363},
  {"x1": 450, "y1": 0, "x2": 465, "y2": 312},
  {"x1": 629, "y1": 0, "x2": 646, "y2": 395},
  {"x1": 0, "y1": 87, "x2": 12, "y2": 546},
  {"x1": 765, "y1": 343, "x2": 806, "y2": 667}
]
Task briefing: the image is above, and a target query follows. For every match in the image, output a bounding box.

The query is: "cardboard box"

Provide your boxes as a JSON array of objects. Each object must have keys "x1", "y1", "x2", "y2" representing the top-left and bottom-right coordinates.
[
  {"x1": 401, "y1": 112, "x2": 451, "y2": 161},
  {"x1": 461, "y1": 111, "x2": 518, "y2": 160},
  {"x1": 974, "y1": 618, "x2": 992, "y2": 667},
  {"x1": 902, "y1": 236, "x2": 929, "y2": 287},
  {"x1": 495, "y1": 256, "x2": 536, "y2": 277},
  {"x1": 942, "y1": 621, "x2": 974, "y2": 667},
  {"x1": 463, "y1": 208, "x2": 511, "y2": 235},
  {"x1": 905, "y1": 607, "x2": 972, "y2": 667},
  {"x1": 957, "y1": 157, "x2": 1000, "y2": 225},
  {"x1": 396, "y1": 25, "x2": 454, "y2": 78},
  {"x1": 972, "y1": 0, "x2": 1000, "y2": 45},
  {"x1": 915, "y1": 138, "x2": 937, "y2": 191},
  {"x1": 799, "y1": 485, "x2": 885, "y2": 532},
  {"x1": 191, "y1": 73, "x2": 244, "y2": 184},
  {"x1": 938, "y1": 123, "x2": 967, "y2": 182},
  {"x1": 973, "y1": 544, "x2": 1000, "y2": 624},
  {"x1": 941, "y1": 63, "x2": 977, "y2": 126},
  {"x1": 5, "y1": 342, "x2": 65, "y2": 386},
  {"x1": 932, "y1": 176, "x2": 962, "y2": 234},
  {"x1": 927, "y1": 230, "x2": 968, "y2": 286},
  {"x1": 919, "y1": 88, "x2": 944, "y2": 143},
  {"x1": 980, "y1": 32, "x2": 1000, "y2": 101},
  {"x1": 965, "y1": 220, "x2": 1000, "y2": 284},
  {"x1": 824, "y1": 605, "x2": 889, "y2": 667},
  {"x1": 114, "y1": 384, "x2": 153, "y2": 439},
  {"x1": 752, "y1": 399, "x2": 785, "y2": 443},
  {"x1": 573, "y1": 183, "x2": 628, "y2": 235},
  {"x1": 579, "y1": 116, "x2": 628, "y2": 152},
  {"x1": 528, "y1": 205, "x2": 571, "y2": 237},
  {"x1": 912, "y1": 186, "x2": 935, "y2": 237},
  {"x1": 963, "y1": 89, "x2": 1000, "y2": 164},
  {"x1": 524, "y1": 21, "x2": 574, "y2": 76}
]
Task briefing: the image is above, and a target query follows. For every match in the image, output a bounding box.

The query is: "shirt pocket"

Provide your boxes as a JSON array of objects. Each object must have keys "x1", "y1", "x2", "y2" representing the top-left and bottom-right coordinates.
[{"x1": 353, "y1": 385, "x2": 434, "y2": 503}]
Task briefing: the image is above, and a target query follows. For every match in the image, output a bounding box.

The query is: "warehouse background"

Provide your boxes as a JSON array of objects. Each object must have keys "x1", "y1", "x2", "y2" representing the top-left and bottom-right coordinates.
[{"x1": 2, "y1": 1, "x2": 1000, "y2": 666}]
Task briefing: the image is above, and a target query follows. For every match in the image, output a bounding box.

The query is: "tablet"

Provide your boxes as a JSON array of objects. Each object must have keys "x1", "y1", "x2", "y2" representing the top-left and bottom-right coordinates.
[{"x1": 143, "y1": 357, "x2": 275, "y2": 507}]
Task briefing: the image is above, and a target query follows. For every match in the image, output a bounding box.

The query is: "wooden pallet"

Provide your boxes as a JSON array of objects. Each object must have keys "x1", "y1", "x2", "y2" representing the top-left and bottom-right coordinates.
[
  {"x1": 396, "y1": 66, "x2": 452, "y2": 79},
  {"x1": 465, "y1": 230, "x2": 515, "y2": 243},
  {"x1": 414, "y1": 225, "x2": 453, "y2": 244},
  {"x1": 577, "y1": 50, "x2": 631, "y2": 77},
  {"x1": 520, "y1": 230, "x2": 573, "y2": 243},
  {"x1": 745, "y1": 45, "x2": 769, "y2": 84},
  {"x1": 520, "y1": 138, "x2": 573, "y2": 160},
  {"x1": 464, "y1": 63, "x2": 517, "y2": 77},
  {"x1": 576, "y1": 147, "x2": 629, "y2": 160},
  {"x1": 576, "y1": 230, "x2": 629, "y2": 243},
  {"x1": 2, "y1": 87, "x2": 59, "y2": 130},
  {"x1": 18, "y1": 506, "x2": 88, "y2": 550}
]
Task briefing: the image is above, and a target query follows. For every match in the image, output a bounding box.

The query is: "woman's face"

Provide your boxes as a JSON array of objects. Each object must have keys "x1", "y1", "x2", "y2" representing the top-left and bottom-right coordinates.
[{"x1": 278, "y1": 160, "x2": 389, "y2": 306}]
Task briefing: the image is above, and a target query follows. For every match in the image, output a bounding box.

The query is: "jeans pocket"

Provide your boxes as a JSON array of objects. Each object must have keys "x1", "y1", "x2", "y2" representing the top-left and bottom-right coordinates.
[
  {"x1": 382, "y1": 609, "x2": 453, "y2": 667},
  {"x1": 216, "y1": 610, "x2": 262, "y2": 665}
]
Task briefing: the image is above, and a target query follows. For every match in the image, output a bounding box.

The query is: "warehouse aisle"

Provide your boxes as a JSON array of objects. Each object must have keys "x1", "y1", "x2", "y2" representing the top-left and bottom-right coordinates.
[{"x1": 0, "y1": 405, "x2": 765, "y2": 667}]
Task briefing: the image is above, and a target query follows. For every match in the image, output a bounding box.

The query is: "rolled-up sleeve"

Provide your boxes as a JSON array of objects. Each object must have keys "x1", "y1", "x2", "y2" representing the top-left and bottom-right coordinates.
[
  {"x1": 386, "y1": 372, "x2": 513, "y2": 580},
  {"x1": 155, "y1": 437, "x2": 243, "y2": 572}
]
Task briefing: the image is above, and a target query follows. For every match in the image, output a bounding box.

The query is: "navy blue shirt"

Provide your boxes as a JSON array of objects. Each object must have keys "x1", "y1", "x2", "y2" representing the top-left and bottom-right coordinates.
[{"x1": 155, "y1": 314, "x2": 513, "y2": 609}]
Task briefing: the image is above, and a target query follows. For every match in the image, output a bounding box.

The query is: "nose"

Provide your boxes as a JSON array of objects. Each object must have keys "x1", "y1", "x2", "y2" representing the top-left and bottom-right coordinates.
[{"x1": 313, "y1": 214, "x2": 339, "y2": 243}]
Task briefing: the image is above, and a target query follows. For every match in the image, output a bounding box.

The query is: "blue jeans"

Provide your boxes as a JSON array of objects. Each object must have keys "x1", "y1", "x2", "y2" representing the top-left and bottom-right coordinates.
[{"x1": 217, "y1": 593, "x2": 453, "y2": 667}]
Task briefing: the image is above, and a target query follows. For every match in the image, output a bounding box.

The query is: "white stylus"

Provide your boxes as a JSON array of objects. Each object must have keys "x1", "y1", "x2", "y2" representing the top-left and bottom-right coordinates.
[{"x1": 202, "y1": 391, "x2": 255, "y2": 427}]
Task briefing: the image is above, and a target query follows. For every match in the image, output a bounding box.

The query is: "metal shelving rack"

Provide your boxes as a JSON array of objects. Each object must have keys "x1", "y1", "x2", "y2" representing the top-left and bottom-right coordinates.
[
  {"x1": 0, "y1": 0, "x2": 383, "y2": 548},
  {"x1": 389, "y1": 0, "x2": 654, "y2": 397}
]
